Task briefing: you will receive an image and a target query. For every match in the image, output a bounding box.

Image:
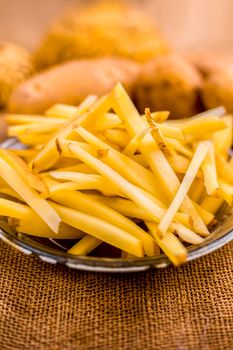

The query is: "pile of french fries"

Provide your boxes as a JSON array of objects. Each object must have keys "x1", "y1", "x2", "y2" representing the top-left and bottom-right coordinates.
[{"x1": 1, "y1": 83, "x2": 233, "y2": 265}]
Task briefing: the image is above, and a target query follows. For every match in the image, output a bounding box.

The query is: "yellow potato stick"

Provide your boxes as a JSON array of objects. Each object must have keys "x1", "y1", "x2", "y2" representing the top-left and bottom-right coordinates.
[
  {"x1": 150, "y1": 111, "x2": 170, "y2": 123},
  {"x1": 166, "y1": 153, "x2": 190, "y2": 175},
  {"x1": 123, "y1": 127, "x2": 151, "y2": 156},
  {"x1": 51, "y1": 190, "x2": 156, "y2": 256},
  {"x1": 49, "y1": 171, "x2": 125, "y2": 197},
  {"x1": 129, "y1": 154, "x2": 148, "y2": 167},
  {"x1": 219, "y1": 180, "x2": 233, "y2": 205},
  {"x1": 104, "y1": 129, "x2": 130, "y2": 148},
  {"x1": 213, "y1": 115, "x2": 233, "y2": 158},
  {"x1": 56, "y1": 139, "x2": 172, "y2": 226},
  {"x1": 74, "y1": 127, "x2": 165, "y2": 200},
  {"x1": 146, "y1": 222, "x2": 187, "y2": 266},
  {"x1": 158, "y1": 141, "x2": 211, "y2": 235},
  {"x1": 6, "y1": 115, "x2": 64, "y2": 126},
  {"x1": 88, "y1": 194, "x2": 190, "y2": 228},
  {"x1": 0, "y1": 149, "x2": 48, "y2": 195},
  {"x1": 157, "y1": 124, "x2": 185, "y2": 140},
  {"x1": 94, "y1": 113, "x2": 124, "y2": 131},
  {"x1": 188, "y1": 178, "x2": 204, "y2": 203},
  {"x1": 165, "y1": 138, "x2": 193, "y2": 158},
  {"x1": 171, "y1": 222, "x2": 204, "y2": 245},
  {"x1": 192, "y1": 202, "x2": 214, "y2": 225},
  {"x1": 172, "y1": 116, "x2": 227, "y2": 135},
  {"x1": 201, "y1": 144, "x2": 220, "y2": 195},
  {"x1": 216, "y1": 153, "x2": 233, "y2": 185},
  {"x1": 18, "y1": 134, "x2": 51, "y2": 146},
  {"x1": 145, "y1": 108, "x2": 172, "y2": 155},
  {"x1": 54, "y1": 163, "x2": 96, "y2": 174},
  {"x1": 10, "y1": 149, "x2": 39, "y2": 162},
  {"x1": 201, "y1": 195, "x2": 224, "y2": 215},
  {"x1": 112, "y1": 83, "x2": 208, "y2": 235},
  {"x1": 0, "y1": 197, "x2": 84, "y2": 239},
  {"x1": 0, "y1": 156, "x2": 61, "y2": 233},
  {"x1": 51, "y1": 202, "x2": 144, "y2": 257},
  {"x1": 8, "y1": 123, "x2": 59, "y2": 137},
  {"x1": 68, "y1": 235, "x2": 102, "y2": 255},
  {"x1": 45, "y1": 95, "x2": 97, "y2": 119},
  {"x1": 31, "y1": 94, "x2": 111, "y2": 172}
]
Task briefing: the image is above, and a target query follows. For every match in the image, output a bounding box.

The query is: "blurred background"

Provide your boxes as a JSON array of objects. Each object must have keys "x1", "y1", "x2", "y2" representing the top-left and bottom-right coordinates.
[{"x1": 1, "y1": 0, "x2": 233, "y2": 52}]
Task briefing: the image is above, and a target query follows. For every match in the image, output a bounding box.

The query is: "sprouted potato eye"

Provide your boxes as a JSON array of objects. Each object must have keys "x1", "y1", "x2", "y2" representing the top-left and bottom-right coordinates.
[{"x1": 1, "y1": 83, "x2": 233, "y2": 265}]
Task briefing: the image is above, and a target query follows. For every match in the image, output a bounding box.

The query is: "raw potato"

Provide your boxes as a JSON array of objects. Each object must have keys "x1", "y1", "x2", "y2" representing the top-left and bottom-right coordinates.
[
  {"x1": 187, "y1": 52, "x2": 233, "y2": 77},
  {"x1": 188, "y1": 52, "x2": 233, "y2": 113},
  {"x1": 134, "y1": 54, "x2": 202, "y2": 118},
  {"x1": 34, "y1": 2, "x2": 169, "y2": 69},
  {"x1": 201, "y1": 71, "x2": 233, "y2": 113},
  {"x1": 0, "y1": 42, "x2": 34, "y2": 107},
  {"x1": 9, "y1": 58, "x2": 140, "y2": 114}
]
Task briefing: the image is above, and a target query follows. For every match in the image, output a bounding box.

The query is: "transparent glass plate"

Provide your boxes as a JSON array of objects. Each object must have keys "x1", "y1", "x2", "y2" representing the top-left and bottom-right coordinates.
[{"x1": 0, "y1": 138, "x2": 233, "y2": 273}]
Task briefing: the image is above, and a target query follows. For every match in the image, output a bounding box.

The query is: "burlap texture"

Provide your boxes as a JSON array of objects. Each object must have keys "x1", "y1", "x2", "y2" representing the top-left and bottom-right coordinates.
[{"x1": 0, "y1": 239, "x2": 232, "y2": 350}]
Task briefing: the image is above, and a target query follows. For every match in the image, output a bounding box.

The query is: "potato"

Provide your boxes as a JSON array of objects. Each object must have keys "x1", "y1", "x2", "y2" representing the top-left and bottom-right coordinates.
[
  {"x1": 8, "y1": 58, "x2": 140, "y2": 114},
  {"x1": 201, "y1": 70, "x2": 233, "y2": 112},
  {"x1": 188, "y1": 52, "x2": 233, "y2": 113},
  {"x1": 0, "y1": 42, "x2": 34, "y2": 108},
  {"x1": 187, "y1": 51, "x2": 233, "y2": 77},
  {"x1": 134, "y1": 54, "x2": 202, "y2": 118},
  {"x1": 34, "y1": 2, "x2": 169, "y2": 69}
]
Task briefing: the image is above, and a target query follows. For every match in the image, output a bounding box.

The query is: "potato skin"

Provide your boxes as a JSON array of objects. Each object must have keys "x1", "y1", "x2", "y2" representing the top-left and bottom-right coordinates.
[
  {"x1": 9, "y1": 58, "x2": 140, "y2": 114},
  {"x1": 201, "y1": 71, "x2": 233, "y2": 112},
  {"x1": 134, "y1": 54, "x2": 202, "y2": 118}
]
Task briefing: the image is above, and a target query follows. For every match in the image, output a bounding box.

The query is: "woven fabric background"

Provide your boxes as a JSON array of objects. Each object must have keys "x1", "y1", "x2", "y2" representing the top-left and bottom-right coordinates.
[{"x1": 0, "y1": 239, "x2": 232, "y2": 350}]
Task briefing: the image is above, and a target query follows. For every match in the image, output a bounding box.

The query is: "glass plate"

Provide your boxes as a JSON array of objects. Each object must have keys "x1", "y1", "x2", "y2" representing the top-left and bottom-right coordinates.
[{"x1": 0, "y1": 138, "x2": 233, "y2": 273}]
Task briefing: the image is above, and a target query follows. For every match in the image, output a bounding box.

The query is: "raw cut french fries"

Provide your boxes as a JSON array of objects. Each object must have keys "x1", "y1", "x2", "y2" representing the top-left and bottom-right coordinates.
[{"x1": 1, "y1": 83, "x2": 233, "y2": 265}]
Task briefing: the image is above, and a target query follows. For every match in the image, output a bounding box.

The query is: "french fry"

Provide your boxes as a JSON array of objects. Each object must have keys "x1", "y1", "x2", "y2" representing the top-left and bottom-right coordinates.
[
  {"x1": 188, "y1": 178, "x2": 204, "y2": 203},
  {"x1": 10, "y1": 149, "x2": 39, "y2": 162},
  {"x1": 166, "y1": 153, "x2": 191, "y2": 175},
  {"x1": 0, "y1": 156, "x2": 61, "y2": 233},
  {"x1": 94, "y1": 113, "x2": 124, "y2": 131},
  {"x1": 31, "y1": 94, "x2": 111, "y2": 172},
  {"x1": 213, "y1": 115, "x2": 233, "y2": 158},
  {"x1": 49, "y1": 171, "x2": 125, "y2": 197},
  {"x1": 172, "y1": 116, "x2": 227, "y2": 135},
  {"x1": 146, "y1": 222, "x2": 187, "y2": 266},
  {"x1": 122, "y1": 127, "x2": 151, "y2": 156},
  {"x1": 171, "y1": 222, "x2": 204, "y2": 245},
  {"x1": 51, "y1": 190, "x2": 156, "y2": 256},
  {"x1": 158, "y1": 141, "x2": 211, "y2": 235},
  {"x1": 74, "y1": 127, "x2": 166, "y2": 201},
  {"x1": 201, "y1": 195, "x2": 224, "y2": 215},
  {"x1": 51, "y1": 202, "x2": 144, "y2": 257},
  {"x1": 68, "y1": 235, "x2": 102, "y2": 255},
  {"x1": 0, "y1": 197, "x2": 84, "y2": 239},
  {"x1": 104, "y1": 129, "x2": 130, "y2": 148},
  {"x1": 145, "y1": 108, "x2": 172, "y2": 155},
  {"x1": 87, "y1": 194, "x2": 191, "y2": 228},
  {"x1": 112, "y1": 83, "x2": 208, "y2": 236},
  {"x1": 165, "y1": 138, "x2": 193, "y2": 158},
  {"x1": 8, "y1": 123, "x2": 58, "y2": 137},
  {"x1": 192, "y1": 202, "x2": 214, "y2": 225},
  {"x1": 201, "y1": 144, "x2": 219, "y2": 196},
  {"x1": 216, "y1": 153, "x2": 233, "y2": 185},
  {"x1": 6, "y1": 115, "x2": 64, "y2": 126},
  {"x1": 0, "y1": 149, "x2": 48, "y2": 194},
  {"x1": 45, "y1": 95, "x2": 97, "y2": 119},
  {"x1": 18, "y1": 134, "x2": 51, "y2": 146},
  {"x1": 56, "y1": 139, "x2": 168, "y2": 226}
]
